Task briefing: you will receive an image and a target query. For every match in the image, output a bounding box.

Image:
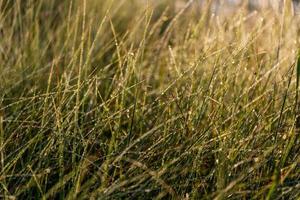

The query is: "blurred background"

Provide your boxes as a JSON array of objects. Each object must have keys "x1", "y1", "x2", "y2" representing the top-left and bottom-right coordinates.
[{"x1": 143, "y1": 0, "x2": 300, "y2": 15}]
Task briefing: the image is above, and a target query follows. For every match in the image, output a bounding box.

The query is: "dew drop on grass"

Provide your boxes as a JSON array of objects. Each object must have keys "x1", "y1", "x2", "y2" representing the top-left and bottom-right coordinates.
[
  {"x1": 145, "y1": 189, "x2": 151, "y2": 193},
  {"x1": 282, "y1": 134, "x2": 287, "y2": 140}
]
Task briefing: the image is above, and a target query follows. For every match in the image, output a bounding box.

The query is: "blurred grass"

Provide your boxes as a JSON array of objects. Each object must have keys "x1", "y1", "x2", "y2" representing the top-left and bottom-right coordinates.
[{"x1": 0, "y1": 0, "x2": 300, "y2": 199}]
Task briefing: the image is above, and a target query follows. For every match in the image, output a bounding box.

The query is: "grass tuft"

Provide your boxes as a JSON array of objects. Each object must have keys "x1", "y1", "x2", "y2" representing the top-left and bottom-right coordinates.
[{"x1": 0, "y1": 0, "x2": 300, "y2": 199}]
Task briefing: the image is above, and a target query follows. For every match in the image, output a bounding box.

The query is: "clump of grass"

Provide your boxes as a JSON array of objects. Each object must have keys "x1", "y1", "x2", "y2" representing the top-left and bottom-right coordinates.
[{"x1": 0, "y1": 0, "x2": 300, "y2": 199}]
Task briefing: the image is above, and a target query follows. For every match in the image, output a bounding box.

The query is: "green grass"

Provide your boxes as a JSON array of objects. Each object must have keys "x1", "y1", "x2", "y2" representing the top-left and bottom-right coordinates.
[{"x1": 0, "y1": 0, "x2": 300, "y2": 199}]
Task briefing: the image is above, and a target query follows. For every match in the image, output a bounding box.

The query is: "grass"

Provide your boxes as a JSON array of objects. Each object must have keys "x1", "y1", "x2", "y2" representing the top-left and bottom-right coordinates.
[{"x1": 0, "y1": 0, "x2": 300, "y2": 199}]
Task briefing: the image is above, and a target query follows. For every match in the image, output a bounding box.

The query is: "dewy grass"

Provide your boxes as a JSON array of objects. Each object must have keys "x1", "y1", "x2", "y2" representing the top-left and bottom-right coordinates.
[{"x1": 0, "y1": 0, "x2": 300, "y2": 199}]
